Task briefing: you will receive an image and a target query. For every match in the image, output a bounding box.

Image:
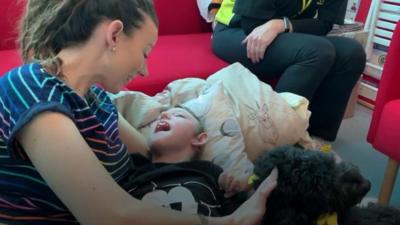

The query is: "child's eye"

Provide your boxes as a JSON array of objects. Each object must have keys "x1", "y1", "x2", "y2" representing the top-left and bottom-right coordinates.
[{"x1": 176, "y1": 114, "x2": 186, "y2": 118}]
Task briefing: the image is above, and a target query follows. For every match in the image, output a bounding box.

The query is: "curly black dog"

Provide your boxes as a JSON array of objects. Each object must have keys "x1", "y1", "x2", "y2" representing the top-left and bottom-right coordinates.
[
  {"x1": 252, "y1": 145, "x2": 371, "y2": 225},
  {"x1": 341, "y1": 203, "x2": 400, "y2": 225}
]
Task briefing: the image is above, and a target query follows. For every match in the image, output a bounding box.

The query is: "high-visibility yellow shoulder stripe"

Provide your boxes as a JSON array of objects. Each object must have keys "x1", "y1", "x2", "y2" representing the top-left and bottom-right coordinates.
[
  {"x1": 215, "y1": 0, "x2": 236, "y2": 25},
  {"x1": 299, "y1": 0, "x2": 312, "y2": 14}
]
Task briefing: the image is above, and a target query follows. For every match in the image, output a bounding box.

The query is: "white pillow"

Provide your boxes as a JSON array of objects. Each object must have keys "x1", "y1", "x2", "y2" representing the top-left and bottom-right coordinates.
[
  {"x1": 206, "y1": 63, "x2": 311, "y2": 161},
  {"x1": 111, "y1": 63, "x2": 312, "y2": 174},
  {"x1": 111, "y1": 78, "x2": 206, "y2": 129},
  {"x1": 182, "y1": 81, "x2": 253, "y2": 174},
  {"x1": 111, "y1": 79, "x2": 254, "y2": 177},
  {"x1": 111, "y1": 91, "x2": 163, "y2": 128}
]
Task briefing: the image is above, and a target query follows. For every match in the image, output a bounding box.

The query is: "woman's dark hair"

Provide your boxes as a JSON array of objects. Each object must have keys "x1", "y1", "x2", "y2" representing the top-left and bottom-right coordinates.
[{"x1": 19, "y1": 0, "x2": 158, "y2": 63}]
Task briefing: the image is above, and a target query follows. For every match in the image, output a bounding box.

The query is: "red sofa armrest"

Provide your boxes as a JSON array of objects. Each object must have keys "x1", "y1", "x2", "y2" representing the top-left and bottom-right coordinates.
[
  {"x1": 355, "y1": 0, "x2": 372, "y2": 23},
  {"x1": 367, "y1": 21, "x2": 400, "y2": 144},
  {"x1": 154, "y1": 0, "x2": 211, "y2": 35}
]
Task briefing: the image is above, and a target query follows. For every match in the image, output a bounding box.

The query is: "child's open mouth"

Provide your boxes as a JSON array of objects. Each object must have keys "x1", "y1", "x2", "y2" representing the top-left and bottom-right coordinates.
[{"x1": 155, "y1": 120, "x2": 170, "y2": 132}]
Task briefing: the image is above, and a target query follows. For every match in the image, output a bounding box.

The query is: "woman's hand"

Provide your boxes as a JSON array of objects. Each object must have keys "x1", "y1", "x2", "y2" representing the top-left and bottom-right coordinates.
[
  {"x1": 227, "y1": 168, "x2": 278, "y2": 225},
  {"x1": 242, "y1": 19, "x2": 284, "y2": 64}
]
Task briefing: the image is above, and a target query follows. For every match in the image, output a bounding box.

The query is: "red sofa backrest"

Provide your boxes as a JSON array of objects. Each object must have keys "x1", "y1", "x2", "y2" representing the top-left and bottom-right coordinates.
[
  {"x1": 154, "y1": 0, "x2": 212, "y2": 35},
  {"x1": 0, "y1": 0, "x2": 210, "y2": 50},
  {"x1": 0, "y1": 0, "x2": 24, "y2": 50}
]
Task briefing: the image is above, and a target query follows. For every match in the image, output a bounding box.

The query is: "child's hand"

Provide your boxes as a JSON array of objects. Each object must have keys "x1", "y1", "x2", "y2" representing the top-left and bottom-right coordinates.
[{"x1": 219, "y1": 168, "x2": 252, "y2": 198}]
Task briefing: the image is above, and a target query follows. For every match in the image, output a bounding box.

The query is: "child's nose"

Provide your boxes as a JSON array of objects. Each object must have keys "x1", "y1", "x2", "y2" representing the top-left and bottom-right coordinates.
[{"x1": 160, "y1": 111, "x2": 170, "y2": 119}]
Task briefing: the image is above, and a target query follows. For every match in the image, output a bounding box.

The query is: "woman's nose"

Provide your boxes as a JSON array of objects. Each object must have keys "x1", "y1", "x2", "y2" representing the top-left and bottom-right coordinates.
[{"x1": 138, "y1": 62, "x2": 148, "y2": 77}]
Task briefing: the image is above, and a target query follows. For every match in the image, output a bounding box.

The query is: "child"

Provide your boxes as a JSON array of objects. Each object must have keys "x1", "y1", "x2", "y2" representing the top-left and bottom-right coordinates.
[{"x1": 122, "y1": 107, "x2": 254, "y2": 216}]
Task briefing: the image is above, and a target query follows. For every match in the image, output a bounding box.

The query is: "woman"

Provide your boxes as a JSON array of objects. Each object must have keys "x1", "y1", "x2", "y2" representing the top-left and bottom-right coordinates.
[
  {"x1": 0, "y1": 0, "x2": 277, "y2": 224},
  {"x1": 212, "y1": 0, "x2": 366, "y2": 143}
]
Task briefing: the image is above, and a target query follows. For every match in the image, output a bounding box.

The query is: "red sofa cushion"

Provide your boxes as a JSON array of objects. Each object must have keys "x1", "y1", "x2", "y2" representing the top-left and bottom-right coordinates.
[
  {"x1": 154, "y1": 0, "x2": 211, "y2": 35},
  {"x1": 0, "y1": 49, "x2": 23, "y2": 76},
  {"x1": 125, "y1": 33, "x2": 229, "y2": 95}
]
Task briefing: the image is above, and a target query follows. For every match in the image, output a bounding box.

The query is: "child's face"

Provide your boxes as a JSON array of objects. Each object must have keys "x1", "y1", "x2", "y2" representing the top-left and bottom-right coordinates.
[{"x1": 148, "y1": 107, "x2": 202, "y2": 160}]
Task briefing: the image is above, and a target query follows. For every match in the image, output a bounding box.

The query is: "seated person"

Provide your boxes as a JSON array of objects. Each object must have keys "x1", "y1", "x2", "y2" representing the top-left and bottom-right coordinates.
[{"x1": 122, "y1": 107, "x2": 269, "y2": 216}]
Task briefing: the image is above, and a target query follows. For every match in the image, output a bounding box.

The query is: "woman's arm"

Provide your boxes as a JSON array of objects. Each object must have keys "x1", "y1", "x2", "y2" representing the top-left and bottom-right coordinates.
[
  {"x1": 118, "y1": 112, "x2": 149, "y2": 156},
  {"x1": 239, "y1": 0, "x2": 347, "y2": 35},
  {"x1": 241, "y1": 16, "x2": 332, "y2": 36},
  {"x1": 241, "y1": 18, "x2": 286, "y2": 64},
  {"x1": 290, "y1": 0, "x2": 348, "y2": 35},
  {"x1": 285, "y1": 18, "x2": 333, "y2": 35},
  {"x1": 18, "y1": 112, "x2": 277, "y2": 225},
  {"x1": 240, "y1": 14, "x2": 333, "y2": 63}
]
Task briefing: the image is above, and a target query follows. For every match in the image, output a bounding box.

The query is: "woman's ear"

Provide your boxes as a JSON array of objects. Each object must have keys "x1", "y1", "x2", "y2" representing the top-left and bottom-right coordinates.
[
  {"x1": 192, "y1": 132, "x2": 208, "y2": 147},
  {"x1": 105, "y1": 20, "x2": 124, "y2": 50}
]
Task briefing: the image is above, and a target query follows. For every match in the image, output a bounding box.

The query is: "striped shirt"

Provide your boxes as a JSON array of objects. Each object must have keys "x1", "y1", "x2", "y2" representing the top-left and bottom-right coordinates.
[{"x1": 0, "y1": 63, "x2": 133, "y2": 224}]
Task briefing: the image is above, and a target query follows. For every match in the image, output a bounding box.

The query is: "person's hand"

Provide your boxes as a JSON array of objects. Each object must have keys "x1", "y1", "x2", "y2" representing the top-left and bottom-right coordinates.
[
  {"x1": 227, "y1": 168, "x2": 278, "y2": 225},
  {"x1": 242, "y1": 19, "x2": 284, "y2": 64},
  {"x1": 218, "y1": 168, "x2": 252, "y2": 198}
]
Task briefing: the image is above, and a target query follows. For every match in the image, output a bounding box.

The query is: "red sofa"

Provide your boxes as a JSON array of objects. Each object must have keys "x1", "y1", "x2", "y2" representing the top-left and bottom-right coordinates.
[
  {"x1": 366, "y1": 22, "x2": 400, "y2": 205},
  {"x1": 0, "y1": 0, "x2": 228, "y2": 96},
  {"x1": 0, "y1": 0, "x2": 24, "y2": 75}
]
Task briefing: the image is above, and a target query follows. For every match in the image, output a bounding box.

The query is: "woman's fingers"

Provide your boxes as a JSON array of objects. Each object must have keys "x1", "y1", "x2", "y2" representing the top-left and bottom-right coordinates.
[
  {"x1": 242, "y1": 36, "x2": 249, "y2": 45},
  {"x1": 228, "y1": 168, "x2": 278, "y2": 225},
  {"x1": 245, "y1": 34, "x2": 269, "y2": 64},
  {"x1": 244, "y1": 35, "x2": 251, "y2": 59},
  {"x1": 256, "y1": 167, "x2": 278, "y2": 197},
  {"x1": 244, "y1": 33, "x2": 259, "y2": 63},
  {"x1": 253, "y1": 41, "x2": 261, "y2": 63},
  {"x1": 247, "y1": 36, "x2": 257, "y2": 63},
  {"x1": 255, "y1": 43, "x2": 264, "y2": 63},
  {"x1": 258, "y1": 42, "x2": 267, "y2": 61}
]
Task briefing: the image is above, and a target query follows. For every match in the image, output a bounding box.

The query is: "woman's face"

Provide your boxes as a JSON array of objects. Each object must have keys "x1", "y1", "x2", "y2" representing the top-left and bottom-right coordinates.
[{"x1": 104, "y1": 16, "x2": 158, "y2": 93}]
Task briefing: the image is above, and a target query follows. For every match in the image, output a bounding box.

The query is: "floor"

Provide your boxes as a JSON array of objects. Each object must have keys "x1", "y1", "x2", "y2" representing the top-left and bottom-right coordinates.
[{"x1": 333, "y1": 103, "x2": 400, "y2": 207}]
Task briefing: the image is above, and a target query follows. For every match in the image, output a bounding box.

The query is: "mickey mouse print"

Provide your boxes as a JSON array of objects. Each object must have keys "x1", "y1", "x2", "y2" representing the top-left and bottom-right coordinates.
[{"x1": 124, "y1": 159, "x2": 241, "y2": 216}]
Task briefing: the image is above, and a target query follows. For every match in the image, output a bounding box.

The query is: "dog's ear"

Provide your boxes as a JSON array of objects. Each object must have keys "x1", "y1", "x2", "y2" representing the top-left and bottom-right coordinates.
[{"x1": 334, "y1": 163, "x2": 371, "y2": 210}]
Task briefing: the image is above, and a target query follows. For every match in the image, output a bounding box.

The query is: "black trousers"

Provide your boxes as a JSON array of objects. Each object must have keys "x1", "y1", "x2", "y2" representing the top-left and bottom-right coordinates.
[{"x1": 212, "y1": 23, "x2": 366, "y2": 141}]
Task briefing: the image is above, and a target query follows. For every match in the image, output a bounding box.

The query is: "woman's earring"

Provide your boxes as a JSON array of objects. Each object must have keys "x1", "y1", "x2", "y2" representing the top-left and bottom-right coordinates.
[{"x1": 111, "y1": 46, "x2": 116, "y2": 52}]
